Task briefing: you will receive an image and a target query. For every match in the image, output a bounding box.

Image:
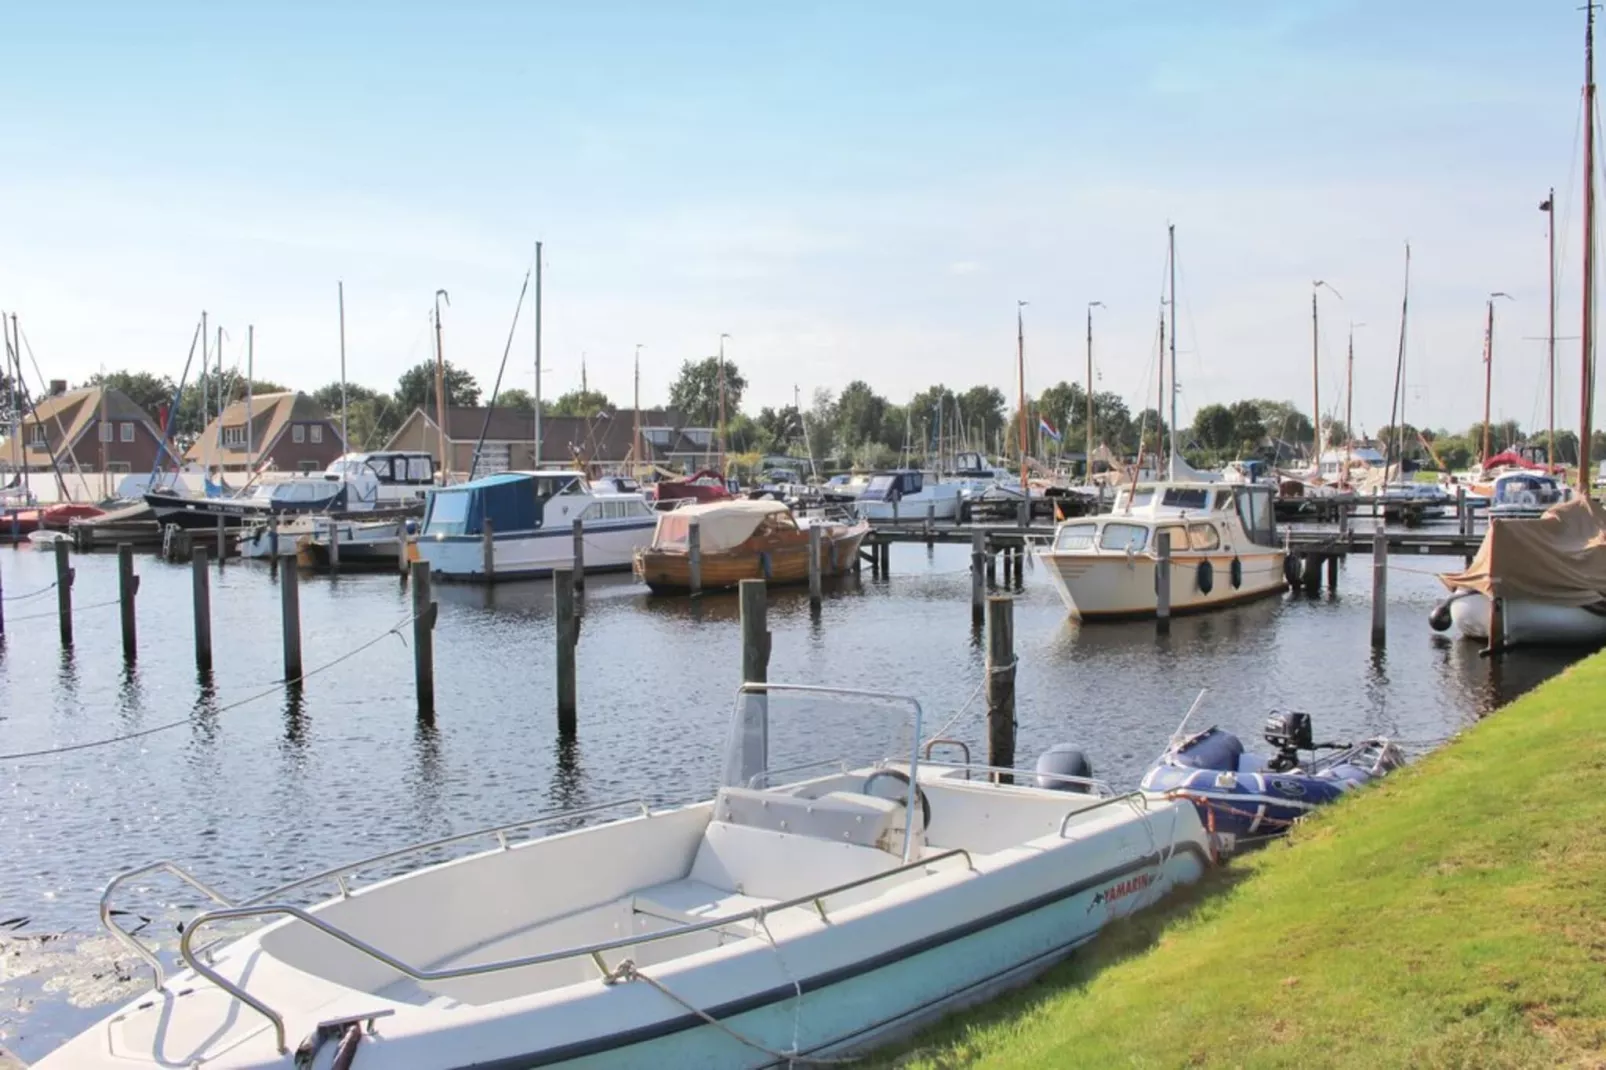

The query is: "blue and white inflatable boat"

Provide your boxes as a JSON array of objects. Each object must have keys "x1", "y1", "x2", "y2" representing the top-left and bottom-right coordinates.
[{"x1": 1140, "y1": 712, "x2": 1404, "y2": 839}]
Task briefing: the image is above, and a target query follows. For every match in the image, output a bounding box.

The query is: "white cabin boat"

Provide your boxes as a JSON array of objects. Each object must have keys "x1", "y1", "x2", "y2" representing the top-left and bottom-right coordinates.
[
  {"x1": 415, "y1": 470, "x2": 656, "y2": 581},
  {"x1": 853, "y1": 470, "x2": 963, "y2": 522},
  {"x1": 1037, "y1": 482, "x2": 1286, "y2": 620},
  {"x1": 44, "y1": 684, "x2": 1213, "y2": 1069}
]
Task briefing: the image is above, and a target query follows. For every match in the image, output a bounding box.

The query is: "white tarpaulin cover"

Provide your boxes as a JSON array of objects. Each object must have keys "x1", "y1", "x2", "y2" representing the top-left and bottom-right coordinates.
[
  {"x1": 651, "y1": 500, "x2": 793, "y2": 552},
  {"x1": 1440, "y1": 496, "x2": 1606, "y2": 606}
]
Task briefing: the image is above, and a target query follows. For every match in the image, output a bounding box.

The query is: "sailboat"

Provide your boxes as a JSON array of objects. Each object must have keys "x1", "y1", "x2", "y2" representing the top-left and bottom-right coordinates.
[{"x1": 1037, "y1": 227, "x2": 1287, "y2": 620}]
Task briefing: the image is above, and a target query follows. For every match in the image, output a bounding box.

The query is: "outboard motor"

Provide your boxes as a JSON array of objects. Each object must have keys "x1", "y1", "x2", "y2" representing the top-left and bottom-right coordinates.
[
  {"x1": 1035, "y1": 744, "x2": 1094, "y2": 793},
  {"x1": 1263, "y1": 711, "x2": 1314, "y2": 772}
]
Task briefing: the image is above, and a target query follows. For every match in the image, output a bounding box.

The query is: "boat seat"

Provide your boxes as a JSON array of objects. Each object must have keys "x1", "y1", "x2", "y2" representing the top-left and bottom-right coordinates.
[
  {"x1": 712, "y1": 785, "x2": 907, "y2": 852},
  {"x1": 686, "y1": 818, "x2": 915, "y2": 904}
]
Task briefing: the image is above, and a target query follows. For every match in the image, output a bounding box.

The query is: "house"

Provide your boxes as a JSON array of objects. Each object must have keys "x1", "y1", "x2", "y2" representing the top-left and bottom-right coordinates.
[
  {"x1": 184, "y1": 392, "x2": 346, "y2": 473},
  {"x1": 0, "y1": 382, "x2": 168, "y2": 473},
  {"x1": 383, "y1": 406, "x2": 719, "y2": 477}
]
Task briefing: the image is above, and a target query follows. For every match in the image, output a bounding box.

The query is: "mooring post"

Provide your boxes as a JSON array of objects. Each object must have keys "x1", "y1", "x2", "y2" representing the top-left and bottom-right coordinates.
[
  {"x1": 396, "y1": 520, "x2": 409, "y2": 575},
  {"x1": 280, "y1": 557, "x2": 302, "y2": 682},
  {"x1": 970, "y1": 529, "x2": 986, "y2": 627},
  {"x1": 482, "y1": 517, "x2": 495, "y2": 582},
  {"x1": 688, "y1": 519, "x2": 703, "y2": 596},
  {"x1": 1370, "y1": 529, "x2": 1387, "y2": 647},
  {"x1": 411, "y1": 560, "x2": 435, "y2": 716},
  {"x1": 117, "y1": 542, "x2": 138, "y2": 660},
  {"x1": 268, "y1": 515, "x2": 279, "y2": 563},
  {"x1": 0, "y1": 549, "x2": 6, "y2": 637},
  {"x1": 328, "y1": 521, "x2": 341, "y2": 572},
  {"x1": 879, "y1": 538, "x2": 890, "y2": 575},
  {"x1": 738, "y1": 579, "x2": 771, "y2": 777},
  {"x1": 572, "y1": 518, "x2": 586, "y2": 605},
  {"x1": 807, "y1": 523, "x2": 823, "y2": 612},
  {"x1": 1017, "y1": 497, "x2": 1029, "y2": 530},
  {"x1": 1456, "y1": 485, "x2": 1468, "y2": 536},
  {"x1": 985, "y1": 534, "x2": 997, "y2": 585},
  {"x1": 1155, "y1": 530, "x2": 1172, "y2": 632},
  {"x1": 216, "y1": 513, "x2": 226, "y2": 563},
  {"x1": 1302, "y1": 553, "x2": 1322, "y2": 596},
  {"x1": 1326, "y1": 552, "x2": 1339, "y2": 592},
  {"x1": 1486, "y1": 595, "x2": 1505, "y2": 656},
  {"x1": 192, "y1": 546, "x2": 212, "y2": 671},
  {"x1": 1338, "y1": 498, "x2": 1351, "y2": 539},
  {"x1": 985, "y1": 595, "x2": 1016, "y2": 780},
  {"x1": 54, "y1": 539, "x2": 73, "y2": 647},
  {"x1": 924, "y1": 502, "x2": 934, "y2": 548},
  {"x1": 555, "y1": 567, "x2": 577, "y2": 733}
]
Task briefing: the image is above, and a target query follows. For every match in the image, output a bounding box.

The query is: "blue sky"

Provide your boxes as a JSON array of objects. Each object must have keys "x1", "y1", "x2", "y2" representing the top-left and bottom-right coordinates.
[{"x1": 0, "y1": 1, "x2": 1591, "y2": 437}]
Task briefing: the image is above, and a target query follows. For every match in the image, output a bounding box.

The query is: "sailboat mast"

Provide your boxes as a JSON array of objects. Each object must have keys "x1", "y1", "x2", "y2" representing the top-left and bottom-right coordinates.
[
  {"x1": 1156, "y1": 311, "x2": 1164, "y2": 467},
  {"x1": 338, "y1": 281, "x2": 349, "y2": 452},
  {"x1": 534, "y1": 241, "x2": 543, "y2": 468},
  {"x1": 200, "y1": 309, "x2": 208, "y2": 431},
  {"x1": 1311, "y1": 289, "x2": 1320, "y2": 462},
  {"x1": 246, "y1": 325, "x2": 254, "y2": 470},
  {"x1": 98, "y1": 365, "x2": 107, "y2": 494},
  {"x1": 717, "y1": 333, "x2": 730, "y2": 472},
  {"x1": 1580, "y1": 2, "x2": 1597, "y2": 491},
  {"x1": 1016, "y1": 301, "x2": 1029, "y2": 490},
  {"x1": 1086, "y1": 301, "x2": 1101, "y2": 482},
  {"x1": 1387, "y1": 244, "x2": 1412, "y2": 473},
  {"x1": 1344, "y1": 325, "x2": 1354, "y2": 487},
  {"x1": 433, "y1": 290, "x2": 450, "y2": 483},
  {"x1": 1482, "y1": 297, "x2": 1494, "y2": 465},
  {"x1": 1167, "y1": 225, "x2": 1178, "y2": 475},
  {"x1": 1544, "y1": 188, "x2": 1557, "y2": 471}
]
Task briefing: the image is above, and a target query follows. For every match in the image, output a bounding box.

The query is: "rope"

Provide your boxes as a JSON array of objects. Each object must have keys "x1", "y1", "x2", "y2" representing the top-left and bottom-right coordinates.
[
  {"x1": 0, "y1": 611, "x2": 418, "y2": 761},
  {"x1": 921, "y1": 656, "x2": 1017, "y2": 748},
  {"x1": 1, "y1": 579, "x2": 56, "y2": 601},
  {"x1": 5, "y1": 596, "x2": 120, "y2": 623}
]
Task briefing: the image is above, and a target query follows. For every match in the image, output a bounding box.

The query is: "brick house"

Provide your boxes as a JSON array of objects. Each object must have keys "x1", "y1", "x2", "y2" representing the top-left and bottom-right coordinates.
[
  {"x1": 383, "y1": 407, "x2": 717, "y2": 478},
  {"x1": 184, "y1": 392, "x2": 346, "y2": 473},
  {"x1": 0, "y1": 383, "x2": 167, "y2": 473}
]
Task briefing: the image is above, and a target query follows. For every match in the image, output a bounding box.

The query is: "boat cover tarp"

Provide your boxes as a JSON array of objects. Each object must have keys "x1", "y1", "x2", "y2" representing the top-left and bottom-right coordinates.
[
  {"x1": 431, "y1": 473, "x2": 541, "y2": 535},
  {"x1": 1440, "y1": 496, "x2": 1606, "y2": 606},
  {"x1": 651, "y1": 500, "x2": 790, "y2": 552}
]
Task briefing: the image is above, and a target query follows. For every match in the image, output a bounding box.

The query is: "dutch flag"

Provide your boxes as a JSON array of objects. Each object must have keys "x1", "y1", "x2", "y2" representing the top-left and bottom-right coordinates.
[{"x1": 1038, "y1": 416, "x2": 1062, "y2": 442}]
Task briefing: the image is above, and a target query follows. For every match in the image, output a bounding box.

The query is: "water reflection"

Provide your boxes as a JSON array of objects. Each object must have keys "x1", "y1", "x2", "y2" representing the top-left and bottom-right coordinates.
[
  {"x1": 549, "y1": 734, "x2": 583, "y2": 812},
  {"x1": 188, "y1": 669, "x2": 220, "y2": 752},
  {"x1": 281, "y1": 683, "x2": 308, "y2": 751}
]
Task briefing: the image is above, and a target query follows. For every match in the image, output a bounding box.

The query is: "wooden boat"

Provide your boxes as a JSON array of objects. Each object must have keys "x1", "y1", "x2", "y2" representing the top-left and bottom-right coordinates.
[{"x1": 634, "y1": 500, "x2": 869, "y2": 593}]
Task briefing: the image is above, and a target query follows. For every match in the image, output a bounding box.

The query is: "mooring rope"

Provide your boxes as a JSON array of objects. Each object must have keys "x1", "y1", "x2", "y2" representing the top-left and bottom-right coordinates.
[
  {"x1": 5, "y1": 596, "x2": 121, "y2": 623},
  {"x1": 0, "y1": 579, "x2": 57, "y2": 602}
]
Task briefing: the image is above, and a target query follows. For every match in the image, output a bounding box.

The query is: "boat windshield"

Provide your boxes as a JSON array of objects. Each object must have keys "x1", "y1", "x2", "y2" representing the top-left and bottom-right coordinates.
[
  {"x1": 1160, "y1": 487, "x2": 1210, "y2": 511},
  {"x1": 1100, "y1": 522, "x2": 1148, "y2": 552},
  {"x1": 1054, "y1": 523, "x2": 1096, "y2": 550},
  {"x1": 423, "y1": 488, "x2": 473, "y2": 535}
]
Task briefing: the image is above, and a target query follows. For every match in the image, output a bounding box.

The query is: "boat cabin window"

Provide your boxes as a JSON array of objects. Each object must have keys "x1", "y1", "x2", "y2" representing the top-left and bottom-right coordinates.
[
  {"x1": 1212, "y1": 490, "x2": 1234, "y2": 511},
  {"x1": 1187, "y1": 522, "x2": 1221, "y2": 551},
  {"x1": 1099, "y1": 522, "x2": 1148, "y2": 552},
  {"x1": 1054, "y1": 522, "x2": 1096, "y2": 550},
  {"x1": 1127, "y1": 487, "x2": 1155, "y2": 510},
  {"x1": 1233, "y1": 485, "x2": 1277, "y2": 546},
  {"x1": 534, "y1": 475, "x2": 580, "y2": 499},
  {"x1": 1156, "y1": 524, "x2": 1187, "y2": 552},
  {"x1": 1160, "y1": 487, "x2": 1209, "y2": 511},
  {"x1": 424, "y1": 490, "x2": 472, "y2": 535}
]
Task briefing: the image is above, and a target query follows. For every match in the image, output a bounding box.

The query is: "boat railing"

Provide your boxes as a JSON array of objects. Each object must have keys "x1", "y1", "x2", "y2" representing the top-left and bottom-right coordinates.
[
  {"x1": 913, "y1": 758, "x2": 1115, "y2": 796},
  {"x1": 100, "y1": 797, "x2": 653, "y2": 991},
  {"x1": 177, "y1": 846, "x2": 976, "y2": 1054},
  {"x1": 1057, "y1": 791, "x2": 1150, "y2": 838}
]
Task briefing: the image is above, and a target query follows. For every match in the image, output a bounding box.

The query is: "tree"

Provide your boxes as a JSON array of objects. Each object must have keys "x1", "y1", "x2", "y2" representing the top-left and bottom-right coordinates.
[
  {"x1": 668, "y1": 357, "x2": 747, "y2": 427},
  {"x1": 395, "y1": 360, "x2": 480, "y2": 414},
  {"x1": 805, "y1": 388, "x2": 838, "y2": 462},
  {"x1": 1191, "y1": 404, "x2": 1235, "y2": 452},
  {"x1": 1228, "y1": 401, "x2": 1266, "y2": 451},
  {"x1": 835, "y1": 380, "x2": 887, "y2": 449},
  {"x1": 312, "y1": 381, "x2": 380, "y2": 414},
  {"x1": 1131, "y1": 408, "x2": 1170, "y2": 456},
  {"x1": 1253, "y1": 400, "x2": 1313, "y2": 448},
  {"x1": 549, "y1": 389, "x2": 612, "y2": 417},
  {"x1": 82, "y1": 370, "x2": 177, "y2": 418},
  {"x1": 757, "y1": 405, "x2": 803, "y2": 452},
  {"x1": 495, "y1": 388, "x2": 535, "y2": 412},
  {"x1": 956, "y1": 385, "x2": 1007, "y2": 447},
  {"x1": 1036, "y1": 381, "x2": 1087, "y2": 447}
]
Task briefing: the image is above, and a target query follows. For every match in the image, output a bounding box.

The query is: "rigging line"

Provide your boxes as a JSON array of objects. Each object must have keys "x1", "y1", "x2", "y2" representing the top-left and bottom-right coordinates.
[
  {"x1": 17, "y1": 326, "x2": 89, "y2": 489},
  {"x1": 0, "y1": 611, "x2": 418, "y2": 762}
]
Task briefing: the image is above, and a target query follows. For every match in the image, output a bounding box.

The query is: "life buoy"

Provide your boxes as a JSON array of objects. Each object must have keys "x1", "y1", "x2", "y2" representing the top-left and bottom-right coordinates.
[
  {"x1": 1230, "y1": 557, "x2": 1244, "y2": 589},
  {"x1": 1196, "y1": 559, "x2": 1215, "y2": 595}
]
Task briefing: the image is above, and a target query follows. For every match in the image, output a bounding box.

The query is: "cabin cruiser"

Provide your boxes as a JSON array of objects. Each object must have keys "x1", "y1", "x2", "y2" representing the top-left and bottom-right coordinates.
[
  {"x1": 1037, "y1": 481, "x2": 1286, "y2": 620},
  {"x1": 854, "y1": 469, "x2": 963, "y2": 522},
  {"x1": 145, "y1": 452, "x2": 435, "y2": 530},
  {"x1": 44, "y1": 684, "x2": 1213, "y2": 1069},
  {"x1": 1485, "y1": 470, "x2": 1570, "y2": 519},
  {"x1": 820, "y1": 473, "x2": 870, "y2": 503},
  {"x1": 416, "y1": 470, "x2": 656, "y2": 581}
]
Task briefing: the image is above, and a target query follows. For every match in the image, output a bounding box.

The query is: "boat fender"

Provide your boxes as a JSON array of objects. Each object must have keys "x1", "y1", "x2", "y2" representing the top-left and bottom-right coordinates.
[
  {"x1": 1282, "y1": 556, "x2": 1300, "y2": 587},
  {"x1": 1428, "y1": 599, "x2": 1454, "y2": 632},
  {"x1": 1196, "y1": 559, "x2": 1214, "y2": 595},
  {"x1": 1035, "y1": 744, "x2": 1095, "y2": 793},
  {"x1": 1229, "y1": 557, "x2": 1243, "y2": 590}
]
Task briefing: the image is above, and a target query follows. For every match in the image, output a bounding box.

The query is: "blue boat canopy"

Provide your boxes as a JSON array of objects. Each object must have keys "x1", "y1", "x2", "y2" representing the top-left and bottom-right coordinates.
[{"x1": 422, "y1": 472, "x2": 581, "y2": 536}]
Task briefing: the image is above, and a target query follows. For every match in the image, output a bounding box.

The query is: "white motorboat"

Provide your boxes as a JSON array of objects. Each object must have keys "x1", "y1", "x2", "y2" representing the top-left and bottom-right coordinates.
[
  {"x1": 415, "y1": 470, "x2": 656, "y2": 581},
  {"x1": 147, "y1": 452, "x2": 436, "y2": 531},
  {"x1": 1485, "y1": 470, "x2": 1571, "y2": 519},
  {"x1": 46, "y1": 685, "x2": 1213, "y2": 1069},
  {"x1": 853, "y1": 469, "x2": 963, "y2": 522},
  {"x1": 1439, "y1": 589, "x2": 1606, "y2": 646},
  {"x1": 1037, "y1": 481, "x2": 1287, "y2": 620}
]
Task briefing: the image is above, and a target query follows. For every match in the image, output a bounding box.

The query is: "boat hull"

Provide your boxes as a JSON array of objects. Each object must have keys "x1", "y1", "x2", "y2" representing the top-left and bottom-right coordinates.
[
  {"x1": 416, "y1": 519, "x2": 656, "y2": 581},
  {"x1": 854, "y1": 489, "x2": 962, "y2": 522},
  {"x1": 1447, "y1": 590, "x2": 1606, "y2": 647},
  {"x1": 144, "y1": 493, "x2": 336, "y2": 530},
  {"x1": 635, "y1": 525, "x2": 869, "y2": 594},
  {"x1": 1037, "y1": 548, "x2": 1287, "y2": 620}
]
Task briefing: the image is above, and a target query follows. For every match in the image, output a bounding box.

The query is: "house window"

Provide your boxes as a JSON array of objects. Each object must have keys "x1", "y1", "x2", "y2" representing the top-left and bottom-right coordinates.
[
  {"x1": 222, "y1": 425, "x2": 247, "y2": 448},
  {"x1": 99, "y1": 422, "x2": 114, "y2": 442},
  {"x1": 106, "y1": 462, "x2": 131, "y2": 474},
  {"x1": 120, "y1": 422, "x2": 135, "y2": 442},
  {"x1": 299, "y1": 460, "x2": 318, "y2": 472},
  {"x1": 310, "y1": 425, "x2": 323, "y2": 444},
  {"x1": 293, "y1": 424, "x2": 306, "y2": 444},
  {"x1": 28, "y1": 424, "x2": 45, "y2": 446}
]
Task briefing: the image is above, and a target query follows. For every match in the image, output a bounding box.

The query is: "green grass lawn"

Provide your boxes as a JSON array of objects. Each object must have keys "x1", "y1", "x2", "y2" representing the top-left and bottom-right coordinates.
[{"x1": 875, "y1": 654, "x2": 1606, "y2": 1069}]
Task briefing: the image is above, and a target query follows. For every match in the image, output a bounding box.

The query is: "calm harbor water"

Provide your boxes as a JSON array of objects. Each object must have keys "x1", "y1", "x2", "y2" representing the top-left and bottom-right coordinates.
[{"x1": 0, "y1": 533, "x2": 1580, "y2": 1060}]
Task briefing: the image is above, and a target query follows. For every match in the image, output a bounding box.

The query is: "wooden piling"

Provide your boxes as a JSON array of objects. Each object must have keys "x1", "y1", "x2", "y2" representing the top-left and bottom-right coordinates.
[
  {"x1": 1337, "y1": 498, "x2": 1350, "y2": 538},
  {"x1": 985, "y1": 595, "x2": 1016, "y2": 779},
  {"x1": 985, "y1": 536, "x2": 997, "y2": 584},
  {"x1": 1370, "y1": 530, "x2": 1387, "y2": 647},
  {"x1": 54, "y1": 539, "x2": 73, "y2": 647},
  {"x1": 280, "y1": 557, "x2": 303, "y2": 681},
  {"x1": 924, "y1": 502, "x2": 934, "y2": 548},
  {"x1": 117, "y1": 543, "x2": 137, "y2": 660},
  {"x1": 411, "y1": 560, "x2": 435, "y2": 715},
  {"x1": 1456, "y1": 485, "x2": 1468, "y2": 536},
  {"x1": 192, "y1": 546, "x2": 212, "y2": 671},
  {"x1": 879, "y1": 538, "x2": 890, "y2": 575},
  {"x1": 1302, "y1": 553, "x2": 1322, "y2": 595},
  {"x1": 396, "y1": 520, "x2": 409, "y2": 574},
  {"x1": 555, "y1": 567, "x2": 577, "y2": 733},
  {"x1": 216, "y1": 513, "x2": 227, "y2": 562},
  {"x1": 0, "y1": 549, "x2": 5, "y2": 637},
  {"x1": 1486, "y1": 595, "x2": 1505, "y2": 655},
  {"x1": 572, "y1": 519, "x2": 586, "y2": 603},
  {"x1": 970, "y1": 529, "x2": 985, "y2": 627},
  {"x1": 328, "y1": 521, "x2": 341, "y2": 572},
  {"x1": 740, "y1": 579, "x2": 770, "y2": 685},
  {"x1": 808, "y1": 523, "x2": 823, "y2": 612},
  {"x1": 268, "y1": 515, "x2": 280, "y2": 562},
  {"x1": 688, "y1": 520, "x2": 703, "y2": 596},
  {"x1": 482, "y1": 517, "x2": 495, "y2": 581},
  {"x1": 1325, "y1": 552, "x2": 1339, "y2": 592},
  {"x1": 1155, "y1": 530, "x2": 1172, "y2": 632},
  {"x1": 1017, "y1": 498, "x2": 1029, "y2": 529}
]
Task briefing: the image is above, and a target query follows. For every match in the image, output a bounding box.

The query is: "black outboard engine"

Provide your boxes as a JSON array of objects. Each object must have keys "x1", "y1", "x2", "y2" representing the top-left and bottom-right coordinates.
[
  {"x1": 1035, "y1": 744, "x2": 1094, "y2": 793},
  {"x1": 1263, "y1": 711, "x2": 1314, "y2": 772}
]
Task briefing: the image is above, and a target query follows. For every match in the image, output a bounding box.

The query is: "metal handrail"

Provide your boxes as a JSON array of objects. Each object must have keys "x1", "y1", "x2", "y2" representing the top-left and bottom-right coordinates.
[
  {"x1": 179, "y1": 846, "x2": 976, "y2": 1054},
  {"x1": 745, "y1": 759, "x2": 852, "y2": 789},
  {"x1": 1057, "y1": 791, "x2": 1150, "y2": 838},
  {"x1": 921, "y1": 739, "x2": 972, "y2": 770},
  {"x1": 101, "y1": 797, "x2": 652, "y2": 990},
  {"x1": 916, "y1": 759, "x2": 1114, "y2": 796}
]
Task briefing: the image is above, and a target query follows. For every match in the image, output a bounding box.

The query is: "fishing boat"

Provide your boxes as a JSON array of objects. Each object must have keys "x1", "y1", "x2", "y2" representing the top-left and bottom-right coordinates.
[
  {"x1": 1037, "y1": 480, "x2": 1286, "y2": 620},
  {"x1": 634, "y1": 500, "x2": 870, "y2": 594},
  {"x1": 415, "y1": 470, "x2": 656, "y2": 581},
  {"x1": 852, "y1": 469, "x2": 963, "y2": 522},
  {"x1": 47, "y1": 684, "x2": 1214, "y2": 1069},
  {"x1": 1141, "y1": 711, "x2": 1404, "y2": 839}
]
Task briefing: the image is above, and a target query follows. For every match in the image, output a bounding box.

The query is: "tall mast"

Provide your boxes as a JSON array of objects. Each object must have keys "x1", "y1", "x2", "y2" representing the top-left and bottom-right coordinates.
[
  {"x1": 1344, "y1": 325, "x2": 1355, "y2": 487},
  {"x1": 216, "y1": 324, "x2": 225, "y2": 461},
  {"x1": 1086, "y1": 301, "x2": 1102, "y2": 483},
  {"x1": 98, "y1": 363, "x2": 107, "y2": 493},
  {"x1": 1156, "y1": 311, "x2": 1164, "y2": 469},
  {"x1": 1311, "y1": 288, "x2": 1320, "y2": 462},
  {"x1": 1017, "y1": 300, "x2": 1029, "y2": 490},
  {"x1": 1543, "y1": 189, "x2": 1557, "y2": 470},
  {"x1": 534, "y1": 241, "x2": 543, "y2": 468},
  {"x1": 1167, "y1": 225, "x2": 1178, "y2": 476},
  {"x1": 797, "y1": 383, "x2": 817, "y2": 480},
  {"x1": 1580, "y1": 2, "x2": 1597, "y2": 491},
  {"x1": 200, "y1": 309, "x2": 208, "y2": 431},
  {"x1": 1386, "y1": 244, "x2": 1412, "y2": 474},
  {"x1": 633, "y1": 343, "x2": 643, "y2": 475},
  {"x1": 338, "y1": 281, "x2": 349, "y2": 452},
  {"x1": 246, "y1": 324, "x2": 255, "y2": 470},
  {"x1": 1482, "y1": 297, "x2": 1495, "y2": 465},
  {"x1": 433, "y1": 289, "x2": 450, "y2": 483},
  {"x1": 717, "y1": 333, "x2": 730, "y2": 471}
]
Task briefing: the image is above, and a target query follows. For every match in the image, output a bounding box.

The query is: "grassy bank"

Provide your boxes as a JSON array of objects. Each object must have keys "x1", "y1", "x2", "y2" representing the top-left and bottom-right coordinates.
[{"x1": 879, "y1": 654, "x2": 1606, "y2": 1069}]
